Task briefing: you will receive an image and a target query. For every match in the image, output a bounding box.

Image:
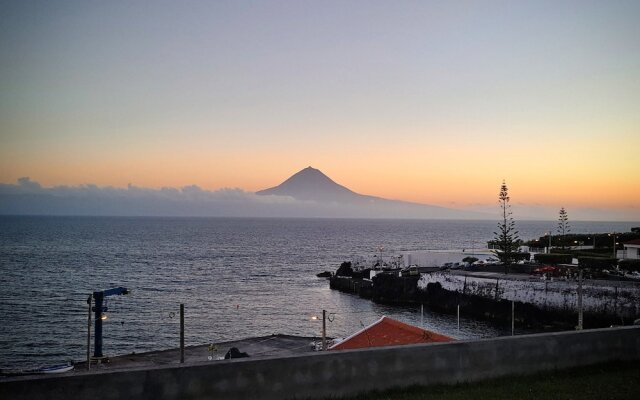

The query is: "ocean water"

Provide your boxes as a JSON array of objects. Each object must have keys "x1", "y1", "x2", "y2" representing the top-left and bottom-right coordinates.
[{"x1": 0, "y1": 216, "x2": 636, "y2": 369}]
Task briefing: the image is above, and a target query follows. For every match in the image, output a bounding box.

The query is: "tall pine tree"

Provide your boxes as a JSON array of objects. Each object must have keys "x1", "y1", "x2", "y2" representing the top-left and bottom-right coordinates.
[
  {"x1": 493, "y1": 180, "x2": 519, "y2": 272},
  {"x1": 557, "y1": 207, "x2": 570, "y2": 249}
]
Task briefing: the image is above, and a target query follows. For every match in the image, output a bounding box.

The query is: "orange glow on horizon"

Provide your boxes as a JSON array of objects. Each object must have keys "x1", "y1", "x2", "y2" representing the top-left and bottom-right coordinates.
[
  {"x1": 1, "y1": 158, "x2": 638, "y2": 212},
  {"x1": 1, "y1": 123, "x2": 638, "y2": 214}
]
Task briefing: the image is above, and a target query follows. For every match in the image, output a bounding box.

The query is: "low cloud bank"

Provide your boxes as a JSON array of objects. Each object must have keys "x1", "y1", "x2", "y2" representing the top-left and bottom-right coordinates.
[
  {"x1": 458, "y1": 203, "x2": 639, "y2": 222},
  {"x1": 0, "y1": 178, "x2": 483, "y2": 219},
  {"x1": 2, "y1": 178, "x2": 634, "y2": 221},
  {"x1": 0, "y1": 178, "x2": 306, "y2": 217}
]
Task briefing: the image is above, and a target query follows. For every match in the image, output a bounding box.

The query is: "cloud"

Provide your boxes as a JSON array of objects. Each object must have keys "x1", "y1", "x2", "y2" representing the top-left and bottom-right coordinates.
[
  {"x1": 9, "y1": 177, "x2": 42, "y2": 193},
  {"x1": 2, "y1": 178, "x2": 635, "y2": 221},
  {"x1": 457, "y1": 202, "x2": 640, "y2": 222},
  {"x1": 0, "y1": 178, "x2": 305, "y2": 217},
  {"x1": 0, "y1": 178, "x2": 488, "y2": 219},
  {"x1": 2, "y1": 179, "x2": 263, "y2": 202}
]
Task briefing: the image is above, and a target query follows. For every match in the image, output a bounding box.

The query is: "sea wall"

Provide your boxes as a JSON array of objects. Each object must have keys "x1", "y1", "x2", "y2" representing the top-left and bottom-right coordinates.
[
  {"x1": 329, "y1": 276, "x2": 373, "y2": 298},
  {"x1": 2, "y1": 326, "x2": 640, "y2": 400},
  {"x1": 371, "y1": 274, "x2": 420, "y2": 304},
  {"x1": 329, "y1": 274, "x2": 419, "y2": 304},
  {"x1": 418, "y1": 272, "x2": 640, "y2": 320}
]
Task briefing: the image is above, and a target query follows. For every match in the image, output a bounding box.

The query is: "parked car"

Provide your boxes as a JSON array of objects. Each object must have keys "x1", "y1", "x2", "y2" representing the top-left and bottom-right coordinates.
[{"x1": 533, "y1": 265, "x2": 559, "y2": 275}]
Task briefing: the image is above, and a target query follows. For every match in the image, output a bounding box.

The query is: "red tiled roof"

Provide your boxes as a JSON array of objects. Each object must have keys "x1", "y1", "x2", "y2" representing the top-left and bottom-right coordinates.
[
  {"x1": 329, "y1": 316, "x2": 453, "y2": 351},
  {"x1": 624, "y1": 239, "x2": 640, "y2": 246}
]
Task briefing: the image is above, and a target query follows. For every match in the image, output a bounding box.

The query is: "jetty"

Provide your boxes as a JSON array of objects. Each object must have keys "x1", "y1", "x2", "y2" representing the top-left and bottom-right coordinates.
[
  {"x1": 328, "y1": 260, "x2": 640, "y2": 329},
  {"x1": 1, "y1": 334, "x2": 317, "y2": 378}
]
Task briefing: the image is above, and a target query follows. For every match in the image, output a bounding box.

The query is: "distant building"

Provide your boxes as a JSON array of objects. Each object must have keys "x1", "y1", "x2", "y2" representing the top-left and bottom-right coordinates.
[
  {"x1": 403, "y1": 250, "x2": 493, "y2": 268},
  {"x1": 621, "y1": 239, "x2": 640, "y2": 259},
  {"x1": 329, "y1": 316, "x2": 453, "y2": 351}
]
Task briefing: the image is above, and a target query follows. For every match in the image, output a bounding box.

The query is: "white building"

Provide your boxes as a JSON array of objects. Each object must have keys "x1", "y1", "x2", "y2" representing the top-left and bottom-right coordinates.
[{"x1": 621, "y1": 239, "x2": 640, "y2": 259}]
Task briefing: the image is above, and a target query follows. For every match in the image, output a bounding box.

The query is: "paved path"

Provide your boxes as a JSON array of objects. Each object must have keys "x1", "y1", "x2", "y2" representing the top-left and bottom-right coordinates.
[{"x1": 69, "y1": 334, "x2": 319, "y2": 375}]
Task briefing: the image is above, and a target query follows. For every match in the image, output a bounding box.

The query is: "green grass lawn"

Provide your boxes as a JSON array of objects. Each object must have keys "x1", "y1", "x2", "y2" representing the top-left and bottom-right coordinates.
[{"x1": 332, "y1": 361, "x2": 640, "y2": 400}]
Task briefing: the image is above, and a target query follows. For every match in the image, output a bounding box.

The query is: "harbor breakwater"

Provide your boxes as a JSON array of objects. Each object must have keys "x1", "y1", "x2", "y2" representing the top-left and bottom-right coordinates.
[
  {"x1": 330, "y1": 271, "x2": 640, "y2": 329},
  {"x1": 330, "y1": 274, "x2": 420, "y2": 304}
]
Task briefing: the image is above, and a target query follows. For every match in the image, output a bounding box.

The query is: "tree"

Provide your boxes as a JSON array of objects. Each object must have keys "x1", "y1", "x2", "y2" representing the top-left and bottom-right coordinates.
[
  {"x1": 492, "y1": 180, "x2": 519, "y2": 272},
  {"x1": 462, "y1": 256, "x2": 479, "y2": 265},
  {"x1": 335, "y1": 261, "x2": 353, "y2": 277},
  {"x1": 557, "y1": 207, "x2": 570, "y2": 249}
]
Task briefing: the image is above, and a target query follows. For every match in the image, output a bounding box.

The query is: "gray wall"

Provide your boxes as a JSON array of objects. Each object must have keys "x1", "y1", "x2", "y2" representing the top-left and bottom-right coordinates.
[
  {"x1": 2, "y1": 326, "x2": 640, "y2": 400},
  {"x1": 419, "y1": 271, "x2": 640, "y2": 319}
]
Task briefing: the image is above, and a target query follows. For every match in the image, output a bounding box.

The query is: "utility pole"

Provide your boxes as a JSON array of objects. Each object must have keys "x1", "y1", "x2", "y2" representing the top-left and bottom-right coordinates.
[
  {"x1": 511, "y1": 301, "x2": 515, "y2": 336},
  {"x1": 322, "y1": 309, "x2": 327, "y2": 351},
  {"x1": 577, "y1": 269, "x2": 583, "y2": 330},
  {"x1": 180, "y1": 303, "x2": 185, "y2": 363},
  {"x1": 457, "y1": 304, "x2": 460, "y2": 333},
  {"x1": 86, "y1": 295, "x2": 92, "y2": 370}
]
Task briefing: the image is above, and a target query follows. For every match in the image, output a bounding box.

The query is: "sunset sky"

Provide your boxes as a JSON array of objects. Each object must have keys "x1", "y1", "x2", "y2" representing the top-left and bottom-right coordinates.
[{"x1": 1, "y1": 1, "x2": 639, "y2": 219}]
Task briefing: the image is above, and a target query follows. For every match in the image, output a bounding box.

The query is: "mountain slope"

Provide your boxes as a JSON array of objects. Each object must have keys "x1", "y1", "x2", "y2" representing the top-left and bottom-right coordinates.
[
  {"x1": 256, "y1": 167, "x2": 361, "y2": 202},
  {"x1": 256, "y1": 167, "x2": 489, "y2": 219}
]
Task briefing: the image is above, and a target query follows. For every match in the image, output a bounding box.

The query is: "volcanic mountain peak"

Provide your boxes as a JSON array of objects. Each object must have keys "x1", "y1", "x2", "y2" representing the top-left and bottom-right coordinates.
[
  {"x1": 255, "y1": 167, "x2": 488, "y2": 219},
  {"x1": 255, "y1": 166, "x2": 359, "y2": 202},
  {"x1": 282, "y1": 166, "x2": 337, "y2": 185}
]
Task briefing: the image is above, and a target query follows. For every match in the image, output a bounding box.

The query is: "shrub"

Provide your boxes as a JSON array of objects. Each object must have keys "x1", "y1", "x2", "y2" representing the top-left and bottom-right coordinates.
[
  {"x1": 619, "y1": 259, "x2": 640, "y2": 272},
  {"x1": 335, "y1": 261, "x2": 353, "y2": 277},
  {"x1": 512, "y1": 252, "x2": 531, "y2": 262},
  {"x1": 578, "y1": 257, "x2": 617, "y2": 270},
  {"x1": 534, "y1": 253, "x2": 572, "y2": 265}
]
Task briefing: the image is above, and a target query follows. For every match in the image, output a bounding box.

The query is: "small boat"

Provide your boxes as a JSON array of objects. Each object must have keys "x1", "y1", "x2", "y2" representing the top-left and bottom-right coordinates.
[
  {"x1": 1, "y1": 363, "x2": 74, "y2": 377},
  {"x1": 40, "y1": 363, "x2": 74, "y2": 374}
]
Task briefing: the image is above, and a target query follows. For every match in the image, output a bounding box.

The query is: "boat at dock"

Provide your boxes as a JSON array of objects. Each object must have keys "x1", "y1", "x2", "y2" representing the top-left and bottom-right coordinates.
[
  {"x1": 40, "y1": 363, "x2": 74, "y2": 374},
  {"x1": 1, "y1": 363, "x2": 74, "y2": 377}
]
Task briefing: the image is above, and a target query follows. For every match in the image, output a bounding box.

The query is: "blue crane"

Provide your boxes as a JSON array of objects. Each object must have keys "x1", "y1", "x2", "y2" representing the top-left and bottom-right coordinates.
[{"x1": 91, "y1": 287, "x2": 129, "y2": 359}]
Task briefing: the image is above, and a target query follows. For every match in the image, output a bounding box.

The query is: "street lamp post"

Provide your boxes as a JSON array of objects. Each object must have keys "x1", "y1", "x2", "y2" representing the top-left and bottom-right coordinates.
[
  {"x1": 322, "y1": 309, "x2": 326, "y2": 351},
  {"x1": 546, "y1": 232, "x2": 552, "y2": 254},
  {"x1": 311, "y1": 311, "x2": 329, "y2": 351},
  {"x1": 609, "y1": 233, "x2": 617, "y2": 258}
]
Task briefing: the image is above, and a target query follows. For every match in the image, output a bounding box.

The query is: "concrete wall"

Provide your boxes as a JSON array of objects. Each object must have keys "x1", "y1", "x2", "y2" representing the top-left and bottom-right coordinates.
[
  {"x1": 419, "y1": 271, "x2": 640, "y2": 319},
  {"x1": 2, "y1": 326, "x2": 640, "y2": 400},
  {"x1": 403, "y1": 250, "x2": 493, "y2": 267}
]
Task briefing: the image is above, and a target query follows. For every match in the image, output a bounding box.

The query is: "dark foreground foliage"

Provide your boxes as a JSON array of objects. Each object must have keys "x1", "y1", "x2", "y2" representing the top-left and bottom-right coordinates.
[{"x1": 328, "y1": 361, "x2": 640, "y2": 400}]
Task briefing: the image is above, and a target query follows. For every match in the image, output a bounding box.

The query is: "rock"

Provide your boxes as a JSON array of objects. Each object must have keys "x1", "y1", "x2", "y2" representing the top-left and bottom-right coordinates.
[
  {"x1": 224, "y1": 347, "x2": 249, "y2": 359},
  {"x1": 335, "y1": 261, "x2": 354, "y2": 277}
]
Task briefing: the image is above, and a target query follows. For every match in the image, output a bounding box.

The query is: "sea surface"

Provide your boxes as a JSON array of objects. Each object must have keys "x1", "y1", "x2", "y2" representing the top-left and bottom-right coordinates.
[{"x1": 0, "y1": 216, "x2": 637, "y2": 369}]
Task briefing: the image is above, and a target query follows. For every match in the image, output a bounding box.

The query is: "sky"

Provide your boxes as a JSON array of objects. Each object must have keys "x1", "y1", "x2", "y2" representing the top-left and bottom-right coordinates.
[{"x1": 1, "y1": 1, "x2": 639, "y2": 220}]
